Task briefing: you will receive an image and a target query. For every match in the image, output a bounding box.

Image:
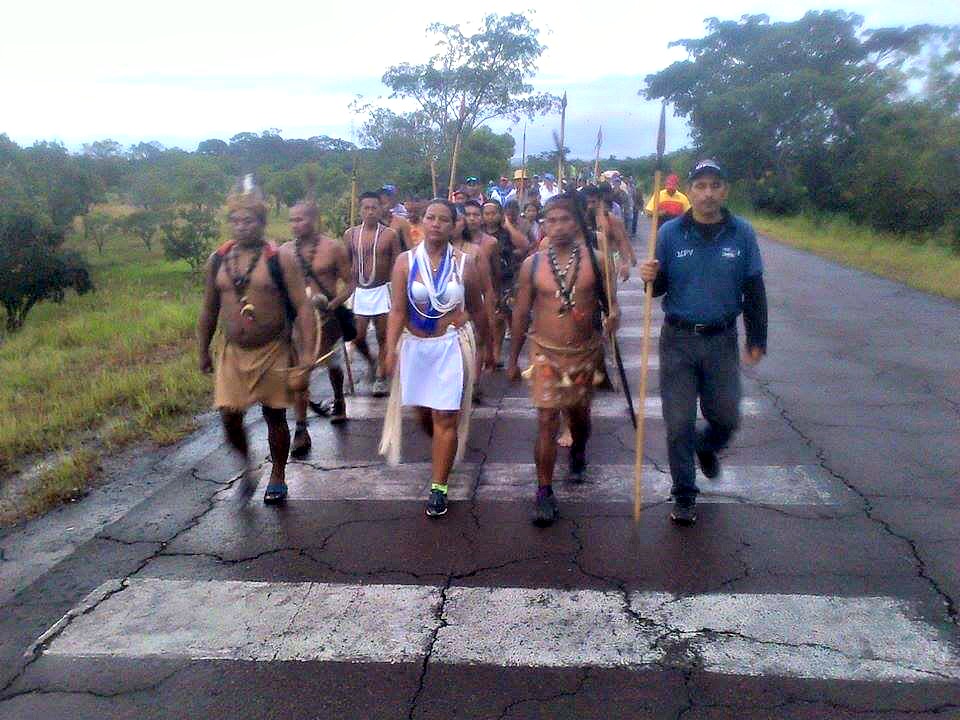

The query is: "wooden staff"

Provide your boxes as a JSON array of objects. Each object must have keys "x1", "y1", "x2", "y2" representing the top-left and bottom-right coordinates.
[
  {"x1": 344, "y1": 136, "x2": 358, "y2": 395},
  {"x1": 634, "y1": 103, "x2": 667, "y2": 523},
  {"x1": 430, "y1": 156, "x2": 438, "y2": 199},
  {"x1": 447, "y1": 96, "x2": 467, "y2": 199},
  {"x1": 557, "y1": 91, "x2": 567, "y2": 188},
  {"x1": 349, "y1": 146, "x2": 358, "y2": 228}
]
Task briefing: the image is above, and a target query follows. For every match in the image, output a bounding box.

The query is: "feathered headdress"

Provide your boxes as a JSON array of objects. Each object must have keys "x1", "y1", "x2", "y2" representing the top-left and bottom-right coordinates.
[{"x1": 226, "y1": 173, "x2": 267, "y2": 223}]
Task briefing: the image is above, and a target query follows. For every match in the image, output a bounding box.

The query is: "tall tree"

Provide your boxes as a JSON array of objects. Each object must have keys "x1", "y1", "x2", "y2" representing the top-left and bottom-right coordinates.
[
  {"x1": 380, "y1": 13, "x2": 557, "y2": 160},
  {"x1": 644, "y1": 12, "x2": 936, "y2": 195}
]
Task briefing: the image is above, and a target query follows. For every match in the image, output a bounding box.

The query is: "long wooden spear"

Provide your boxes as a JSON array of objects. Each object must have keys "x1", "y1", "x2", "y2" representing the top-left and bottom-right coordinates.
[
  {"x1": 520, "y1": 124, "x2": 527, "y2": 206},
  {"x1": 343, "y1": 127, "x2": 358, "y2": 395},
  {"x1": 349, "y1": 143, "x2": 358, "y2": 228},
  {"x1": 593, "y1": 127, "x2": 603, "y2": 182},
  {"x1": 557, "y1": 91, "x2": 567, "y2": 188},
  {"x1": 447, "y1": 96, "x2": 467, "y2": 199},
  {"x1": 633, "y1": 102, "x2": 667, "y2": 523}
]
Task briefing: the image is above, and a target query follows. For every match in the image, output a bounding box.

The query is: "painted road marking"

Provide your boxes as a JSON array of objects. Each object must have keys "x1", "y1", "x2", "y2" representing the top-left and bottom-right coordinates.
[
  {"x1": 341, "y1": 396, "x2": 765, "y2": 420},
  {"x1": 41, "y1": 579, "x2": 960, "y2": 682},
  {"x1": 274, "y1": 463, "x2": 838, "y2": 505},
  {"x1": 476, "y1": 463, "x2": 837, "y2": 505}
]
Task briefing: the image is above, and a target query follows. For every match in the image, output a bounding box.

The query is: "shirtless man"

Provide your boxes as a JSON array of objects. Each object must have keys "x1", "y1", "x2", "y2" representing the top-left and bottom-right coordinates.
[
  {"x1": 197, "y1": 186, "x2": 316, "y2": 505},
  {"x1": 482, "y1": 200, "x2": 528, "y2": 366},
  {"x1": 584, "y1": 185, "x2": 637, "y2": 281},
  {"x1": 380, "y1": 187, "x2": 413, "y2": 251},
  {"x1": 284, "y1": 201, "x2": 355, "y2": 458},
  {"x1": 346, "y1": 191, "x2": 402, "y2": 396},
  {"x1": 507, "y1": 194, "x2": 619, "y2": 526}
]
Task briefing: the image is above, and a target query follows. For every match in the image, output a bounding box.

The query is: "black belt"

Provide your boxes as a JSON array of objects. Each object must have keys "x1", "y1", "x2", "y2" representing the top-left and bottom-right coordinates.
[{"x1": 665, "y1": 315, "x2": 737, "y2": 335}]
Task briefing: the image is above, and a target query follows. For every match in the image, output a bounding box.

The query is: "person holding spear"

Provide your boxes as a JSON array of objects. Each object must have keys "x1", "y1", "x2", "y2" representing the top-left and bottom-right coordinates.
[
  {"x1": 507, "y1": 192, "x2": 619, "y2": 527},
  {"x1": 638, "y1": 159, "x2": 767, "y2": 526}
]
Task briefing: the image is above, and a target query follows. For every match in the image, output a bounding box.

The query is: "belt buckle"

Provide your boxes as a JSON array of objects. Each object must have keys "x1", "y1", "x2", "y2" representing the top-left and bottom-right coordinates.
[{"x1": 693, "y1": 323, "x2": 707, "y2": 334}]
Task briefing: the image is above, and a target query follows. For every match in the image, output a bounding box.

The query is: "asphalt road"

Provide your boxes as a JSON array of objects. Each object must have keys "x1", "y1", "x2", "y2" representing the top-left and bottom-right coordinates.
[{"x1": 0, "y1": 221, "x2": 958, "y2": 719}]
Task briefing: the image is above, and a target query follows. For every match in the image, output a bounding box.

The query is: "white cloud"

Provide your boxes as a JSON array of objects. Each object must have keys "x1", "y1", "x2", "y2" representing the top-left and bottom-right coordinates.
[{"x1": 2, "y1": 0, "x2": 954, "y2": 151}]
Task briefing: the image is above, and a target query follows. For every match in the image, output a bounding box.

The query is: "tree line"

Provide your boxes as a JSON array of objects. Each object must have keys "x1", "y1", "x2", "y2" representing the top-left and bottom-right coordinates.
[
  {"x1": 644, "y1": 11, "x2": 960, "y2": 245},
  {"x1": 2, "y1": 11, "x2": 956, "y2": 333}
]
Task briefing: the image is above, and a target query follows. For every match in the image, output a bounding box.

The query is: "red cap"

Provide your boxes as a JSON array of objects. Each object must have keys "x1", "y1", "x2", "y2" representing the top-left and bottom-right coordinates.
[{"x1": 665, "y1": 174, "x2": 679, "y2": 190}]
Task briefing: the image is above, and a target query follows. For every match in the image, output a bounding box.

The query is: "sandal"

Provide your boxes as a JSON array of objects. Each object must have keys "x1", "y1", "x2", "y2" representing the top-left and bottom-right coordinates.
[{"x1": 263, "y1": 484, "x2": 288, "y2": 505}]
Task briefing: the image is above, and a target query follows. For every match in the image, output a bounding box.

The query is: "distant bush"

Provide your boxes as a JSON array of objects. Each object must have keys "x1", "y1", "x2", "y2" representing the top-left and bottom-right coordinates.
[
  {"x1": 161, "y1": 208, "x2": 219, "y2": 273},
  {"x1": 0, "y1": 179, "x2": 93, "y2": 332},
  {"x1": 750, "y1": 172, "x2": 806, "y2": 216}
]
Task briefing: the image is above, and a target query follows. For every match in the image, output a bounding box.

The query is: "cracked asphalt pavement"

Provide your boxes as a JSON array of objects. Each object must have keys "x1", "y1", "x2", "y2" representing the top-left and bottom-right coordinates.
[{"x1": 0, "y1": 227, "x2": 958, "y2": 719}]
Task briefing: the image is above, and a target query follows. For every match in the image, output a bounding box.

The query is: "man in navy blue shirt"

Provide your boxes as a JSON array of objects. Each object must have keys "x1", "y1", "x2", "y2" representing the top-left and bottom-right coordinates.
[{"x1": 639, "y1": 159, "x2": 768, "y2": 526}]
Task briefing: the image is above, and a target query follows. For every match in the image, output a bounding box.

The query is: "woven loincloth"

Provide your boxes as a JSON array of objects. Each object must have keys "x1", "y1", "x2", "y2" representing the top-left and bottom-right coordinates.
[
  {"x1": 524, "y1": 335, "x2": 604, "y2": 410},
  {"x1": 214, "y1": 338, "x2": 294, "y2": 411}
]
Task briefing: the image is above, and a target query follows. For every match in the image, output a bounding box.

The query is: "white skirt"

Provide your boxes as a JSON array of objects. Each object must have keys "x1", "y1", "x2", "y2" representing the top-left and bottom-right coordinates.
[
  {"x1": 399, "y1": 325, "x2": 464, "y2": 410},
  {"x1": 352, "y1": 283, "x2": 391, "y2": 317}
]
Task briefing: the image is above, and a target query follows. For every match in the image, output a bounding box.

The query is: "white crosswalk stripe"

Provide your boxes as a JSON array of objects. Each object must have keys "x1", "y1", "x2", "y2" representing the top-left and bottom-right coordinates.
[
  {"x1": 275, "y1": 462, "x2": 839, "y2": 505},
  {"x1": 39, "y1": 579, "x2": 960, "y2": 682}
]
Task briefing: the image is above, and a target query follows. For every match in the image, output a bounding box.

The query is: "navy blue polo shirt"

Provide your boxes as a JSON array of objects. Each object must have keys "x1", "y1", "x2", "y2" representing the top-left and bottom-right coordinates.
[{"x1": 655, "y1": 210, "x2": 763, "y2": 324}]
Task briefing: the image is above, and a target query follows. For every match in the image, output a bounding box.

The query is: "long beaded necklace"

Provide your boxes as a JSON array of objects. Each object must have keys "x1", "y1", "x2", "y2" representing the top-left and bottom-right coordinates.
[
  {"x1": 354, "y1": 224, "x2": 382, "y2": 288},
  {"x1": 547, "y1": 242, "x2": 581, "y2": 316},
  {"x1": 225, "y1": 242, "x2": 264, "y2": 322}
]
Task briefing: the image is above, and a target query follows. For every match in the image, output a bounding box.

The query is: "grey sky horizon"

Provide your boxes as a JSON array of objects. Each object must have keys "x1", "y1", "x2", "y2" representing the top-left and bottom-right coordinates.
[{"x1": 3, "y1": 1, "x2": 955, "y2": 162}]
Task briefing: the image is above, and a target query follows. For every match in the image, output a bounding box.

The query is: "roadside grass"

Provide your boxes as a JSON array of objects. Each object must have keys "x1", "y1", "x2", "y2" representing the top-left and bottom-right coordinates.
[
  {"x1": 22, "y1": 448, "x2": 101, "y2": 518},
  {"x1": 745, "y1": 211, "x2": 960, "y2": 302},
  {"x1": 0, "y1": 204, "x2": 298, "y2": 523}
]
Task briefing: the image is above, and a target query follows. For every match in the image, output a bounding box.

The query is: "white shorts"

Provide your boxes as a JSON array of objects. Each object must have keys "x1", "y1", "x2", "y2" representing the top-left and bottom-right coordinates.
[
  {"x1": 352, "y1": 283, "x2": 391, "y2": 317},
  {"x1": 399, "y1": 326, "x2": 464, "y2": 411}
]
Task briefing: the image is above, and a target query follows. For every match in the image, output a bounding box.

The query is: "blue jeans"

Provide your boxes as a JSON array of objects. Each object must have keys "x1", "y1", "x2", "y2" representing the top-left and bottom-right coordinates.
[{"x1": 659, "y1": 324, "x2": 741, "y2": 502}]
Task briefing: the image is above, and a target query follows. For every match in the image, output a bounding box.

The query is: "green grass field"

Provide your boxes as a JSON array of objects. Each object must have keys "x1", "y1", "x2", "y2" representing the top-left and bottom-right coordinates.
[
  {"x1": 745, "y1": 211, "x2": 960, "y2": 302},
  {"x1": 0, "y1": 206, "x2": 296, "y2": 523}
]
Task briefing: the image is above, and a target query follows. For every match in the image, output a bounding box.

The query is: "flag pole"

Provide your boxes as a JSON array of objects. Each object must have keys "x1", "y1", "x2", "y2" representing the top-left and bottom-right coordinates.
[{"x1": 634, "y1": 102, "x2": 667, "y2": 523}]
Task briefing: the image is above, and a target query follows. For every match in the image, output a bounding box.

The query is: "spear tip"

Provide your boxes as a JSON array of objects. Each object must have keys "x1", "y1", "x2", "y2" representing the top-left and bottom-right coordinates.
[{"x1": 656, "y1": 103, "x2": 667, "y2": 167}]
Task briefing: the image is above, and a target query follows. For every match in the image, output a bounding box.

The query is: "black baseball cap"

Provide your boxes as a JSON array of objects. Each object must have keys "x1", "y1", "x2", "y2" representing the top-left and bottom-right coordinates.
[{"x1": 688, "y1": 159, "x2": 726, "y2": 181}]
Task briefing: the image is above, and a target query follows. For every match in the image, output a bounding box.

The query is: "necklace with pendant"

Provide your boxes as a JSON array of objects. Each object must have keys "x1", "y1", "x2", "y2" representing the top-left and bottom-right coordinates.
[
  {"x1": 226, "y1": 243, "x2": 264, "y2": 323},
  {"x1": 547, "y1": 242, "x2": 581, "y2": 316}
]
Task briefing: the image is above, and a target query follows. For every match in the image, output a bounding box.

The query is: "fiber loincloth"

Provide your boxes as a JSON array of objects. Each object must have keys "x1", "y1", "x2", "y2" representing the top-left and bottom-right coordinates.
[
  {"x1": 214, "y1": 338, "x2": 294, "y2": 411},
  {"x1": 524, "y1": 335, "x2": 604, "y2": 410}
]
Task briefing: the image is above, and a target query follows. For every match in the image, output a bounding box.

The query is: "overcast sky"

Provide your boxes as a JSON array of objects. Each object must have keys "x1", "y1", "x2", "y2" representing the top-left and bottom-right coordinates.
[{"x1": 3, "y1": 1, "x2": 956, "y2": 160}]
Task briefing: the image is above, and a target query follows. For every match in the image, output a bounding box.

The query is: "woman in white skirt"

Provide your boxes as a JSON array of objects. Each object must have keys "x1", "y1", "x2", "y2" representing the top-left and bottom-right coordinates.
[{"x1": 380, "y1": 199, "x2": 494, "y2": 517}]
